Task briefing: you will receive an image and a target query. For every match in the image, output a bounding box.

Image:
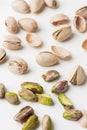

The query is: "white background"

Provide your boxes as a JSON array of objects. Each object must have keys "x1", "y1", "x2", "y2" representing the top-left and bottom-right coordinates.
[{"x1": 0, "y1": 0, "x2": 87, "y2": 130}]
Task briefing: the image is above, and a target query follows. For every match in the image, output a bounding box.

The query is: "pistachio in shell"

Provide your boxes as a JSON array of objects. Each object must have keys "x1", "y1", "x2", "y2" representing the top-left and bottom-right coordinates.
[
  {"x1": 0, "y1": 83, "x2": 6, "y2": 98},
  {"x1": 82, "y1": 39, "x2": 87, "y2": 50},
  {"x1": 44, "y1": 0, "x2": 57, "y2": 9},
  {"x1": 76, "y1": 6, "x2": 87, "y2": 19}
]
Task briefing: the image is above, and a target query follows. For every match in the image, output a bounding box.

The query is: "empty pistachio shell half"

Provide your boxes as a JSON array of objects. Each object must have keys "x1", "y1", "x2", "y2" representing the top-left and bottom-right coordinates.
[
  {"x1": 63, "y1": 109, "x2": 83, "y2": 121},
  {"x1": 26, "y1": 33, "x2": 42, "y2": 48},
  {"x1": 69, "y1": 65, "x2": 86, "y2": 85},
  {"x1": 12, "y1": 0, "x2": 30, "y2": 14},
  {"x1": 0, "y1": 83, "x2": 6, "y2": 98},
  {"x1": 52, "y1": 26, "x2": 72, "y2": 42},
  {"x1": 3, "y1": 35, "x2": 22, "y2": 50},
  {"x1": 22, "y1": 115, "x2": 39, "y2": 130},
  {"x1": 21, "y1": 82, "x2": 43, "y2": 94},
  {"x1": 30, "y1": 0, "x2": 45, "y2": 13},
  {"x1": 50, "y1": 14, "x2": 69, "y2": 26},
  {"x1": 37, "y1": 94, "x2": 53, "y2": 105},
  {"x1": 14, "y1": 106, "x2": 34, "y2": 123},
  {"x1": 82, "y1": 39, "x2": 87, "y2": 50},
  {"x1": 0, "y1": 48, "x2": 7, "y2": 63},
  {"x1": 5, "y1": 16, "x2": 19, "y2": 34},
  {"x1": 18, "y1": 18, "x2": 38, "y2": 32},
  {"x1": 42, "y1": 115, "x2": 53, "y2": 130},
  {"x1": 44, "y1": 0, "x2": 57, "y2": 8},
  {"x1": 42, "y1": 70, "x2": 60, "y2": 82},
  {"x1": 51, "y1": 45, "x2": 71, "y2": 60},
  {"x1": 36, "y1": 51, "x2": 59, "y2": 67},
  {"x1": 5, "y1": 92, "x2": 19, "y2": 105},
  {"x1": 58, "y1": 93, "x2": 73, "y2": 109},
  {"x1": 74, "y1": 15, "x2": 87, "y2": 33},
  {"x1": 76, "y1": 6, "x2": 87, "y2": 19}
]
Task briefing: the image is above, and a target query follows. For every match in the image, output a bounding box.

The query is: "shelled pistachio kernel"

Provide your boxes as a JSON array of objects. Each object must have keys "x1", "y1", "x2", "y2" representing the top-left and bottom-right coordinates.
[{"x1": 0, "y1": 83, "x2": 6, "y2": 98}]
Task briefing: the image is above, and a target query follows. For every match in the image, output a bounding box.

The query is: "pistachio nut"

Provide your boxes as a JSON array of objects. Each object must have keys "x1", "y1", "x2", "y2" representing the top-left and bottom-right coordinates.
[
  {"x1": 51, "y1": 45, "x2": 71, "y2": 60},
  {"x1": 0, "y1": 48, "x2": 7, "y2": 63},
  {"x1": 42, "y1": 115, "x2": 53, "y2": 130},
  {"x1": 52, "y1": 80, "x2": 68, "y2": 94},
  {"x1": 3, "y1": 35, "x2": 22, "y2": 50},
  {"x1": 52, "y1": 26, "x2": 72, "y2": 42},
  {"x1": 30, "y1": 0, "x2": 45, "y2": 13},
  {"x1": 69, "y1": 65, "x2": 86, "y2": 85},
  {"x1": 18, "y1": 18, "x2": 38, "y2": 32},
  {"x1": 76, "y1": 6, "x2": 87, "y2": 19},
  {"x1": 12, "y1": 0, "x2": 30, "y2": 14},
  {"x1": 63, "y1": 109, "x2": 83, "y2": 121},
  {"x1": 37, "y1": 94, "x2": 53, "y2": 105},
  {"x1": 58, "y1": 93, "x2": 73, "y2": 109},
  {"x1": 0, "y1": 83, "x2": 6, "y2": 98},
  {"x1": 21, "y1": 82, "x2": 43, "y2": 94},
  {"x1": 22, "y1": 115, "x2": 39, "y2": 130},
  {"x1": 50, "y1": 14, "x2": 69, "y2": 26},
  {"x1": 74, "y1": 15, "x2": 87, "y2": 33},
  {"x1": 82, "y1": 39, "x2": 87, "y2": 50},
  {"x1": 18, "y1": 88, "x2": 38, "y2": 102},
  {"x1": 14, "y1": 106, "x2": 34, "y2": 123},
  {"x1": 26, "y1": 33, "x2": 42, "y2": 48},
  {"x1": 5, "y1": 92, "x2": 19, "y2": 105},
  {"x1": 42, "y1": 70, "x2": 60, "y2": 82},
  {"x1": 36, "y1": 51, "x2": 59, "y2": 67},
  {"x1": 8, "y1": 57, "x2": 28, "y2": 75},
  {"x1": 44, "y1": 0, "x2": 57, "y2": 8},
  {"x1": 5, "y1": 16, "x2": 19, "y2": 34}
]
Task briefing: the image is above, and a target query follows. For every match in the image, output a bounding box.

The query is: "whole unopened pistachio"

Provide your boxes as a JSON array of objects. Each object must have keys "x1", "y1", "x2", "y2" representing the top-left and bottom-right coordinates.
[
  {"x1": 76, "y1": 6, "x2": 87, "y2": 19},
  {"x1": 30, "y1": 0, "x2": 45, "y2": 13},
  {"x1": 5, "y1": 17, "x2": 19, "y2": 34},
  {"x1": 69, "y1": 65, "x2": 86, "y2": 85},
  {"x1": 52, "y1": 80, "x2": 68, "y2": 94},
  {"x1": 22, "y1": 115, "x2": 39, "y2": 130},
  {"x1": 63, "y1": 109, "x2": 83, "y2": 121},
  {"x1": 21, "y1": 82, "x2": 43, "y2": 94},
  {"x1": 50, "y1": 14, "x2": 69, "y2": 26},
  {"x1": 18, "y1": 18, "x2": 38, "y2": 32},
  {"x1": 74, "y1": 15, "x2": 86, "y2": 33},
  {"x1": 82, "y1": 39, "x2": 87, "y2": 50},
  {"x1": 8, "y1": 57, "x2": 28, "y2": 75},
  {"x1": 14, "y1": 106, "x2": 34, "y2": 123},
  {"x1": 3, "y1": 35, "x2": 22, "y2": 50},
  {"x1": 0, "y1": 83, "x2": 6, "y2": 98},
  {"x1": 12, "y1": 0, "x2": 30, "y2": 14},
  {"x1": 0, "y1": 48, "x2": 7, "y2": 63},
  {"x1": 42, "y1": 70, "x2": 60, "y2": 82},
  {"x1": 44, "y1": 0, "x2": 57, "y2": 8},
  {"x1": 36, "y1": 51, "x2": 59, "y2": 67},
  {"x1": 42, "y1": 115, "x2": 53, "y2": 130},
  {"x1": 52, "y1": 26, "x2": 72, "y2": 42},
  {"x1": 5, "y1": 92, "x2": 19, "y2": 105},
  {"x1": 58, "y1": 93, "x2": 73, "y2": 109}
]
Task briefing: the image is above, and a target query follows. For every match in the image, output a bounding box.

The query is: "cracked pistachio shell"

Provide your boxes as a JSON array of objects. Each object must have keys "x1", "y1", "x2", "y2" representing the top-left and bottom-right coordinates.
[
  {"x1": 0, "y1": 48, "x2": 7, "y2": 63},
  {"x1": 42, "y1": 115, "x2": 53, "y2": 130},
  {"x1": 63, "y1": 109, "x2": 83, "y2": 121},
  {"x1": 52, "y1": 26, "x2": 72, "y2": 42},
  {"x1": 58, "y1": 93, "x2": 73, "y2": 109},
  {"x1": 76, "y1": 6, "x2": 87, "y2": 19},
  {"x1": 69, "y1": 65, "x2": 86, "y2": 85},
  {"x1": 74, "y1": 15, "x2": 87, "y2": 33},
  {"x1": 5, "y1": 92, "x2": 19, "y2": 105},
  {"x1": 14, "y1": 106, "x2": 34, "y2": 123},
  {"x1": 82, "y1": 39, "x2": 87, "y2": 50},
  {"x1": 30, "y1": 0, "x2": 45, "y2": 13},
  {"x1": 36, "y1": 51, "x2": 59, "y2": 67},
  {"x1": 22, "y1": 115, "x2": 39, "y2": 130},
  {"x1": 18, "y1": 88, "x2": 38, "y2": 102},
  {"x1": 5, "y1": 17, "x2": 19, "y2": 34},
  {"x1": 37, "y1": 94, "x2": 53, "y2": 105},
  {"x1": 0, "y1": 83, "x2": 6, "y2": 98},
  {"x1": 42, "y1": 70, "x2": 60, "y2": 82},
  {"x1": 12, "y1": 0, "x2": 30, "y2": 14},
  {"x1": 21, "y1": 82, "x2": 43, "y2": 94},
  {"x1": 44, "y1": 0, "x2": 57, "y2": 8},
  {"x1": 18, "y1": 18, "x2": 38, "y2": 32}
]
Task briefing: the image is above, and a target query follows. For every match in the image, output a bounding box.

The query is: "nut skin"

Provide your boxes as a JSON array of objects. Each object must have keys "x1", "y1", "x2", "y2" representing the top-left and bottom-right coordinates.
[
  {"x1": 58, "y1": 93, "x2": 73, "y2": 110},
  {"x1": 21, "y1": 82, "x2": 43, "y2": 94},
  {"x1": 42, "y1": 70, "x2": 60, "y2": 82},
  {"x1": 14, "y1": 106, "x2": 34, "y2": 123},
  {"x1": 0, "y1": 83, "x2": 6, "y2": 98},
  {"x1": 63, "y1": 109, "x2": 83, "y2": 121},
  {"x1": 5, "y1": 92, "x2": 19, "y2": 105},
  {"x1": 51, "y1": 80, "x2": 68, "y2": 94},
  {"x1": 22, "y1": 115, "x2": 39, "y2": 130}
]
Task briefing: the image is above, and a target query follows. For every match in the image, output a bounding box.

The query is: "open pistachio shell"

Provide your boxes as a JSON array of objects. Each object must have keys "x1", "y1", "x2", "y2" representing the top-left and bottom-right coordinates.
[
  {"x1": 76, "y1": 6, "x2": 87, "y2": 19},
  {"x1": 82, "y1": 39, "x2": 87, "y2": 50}
]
